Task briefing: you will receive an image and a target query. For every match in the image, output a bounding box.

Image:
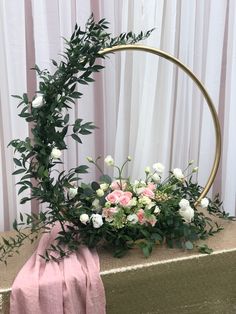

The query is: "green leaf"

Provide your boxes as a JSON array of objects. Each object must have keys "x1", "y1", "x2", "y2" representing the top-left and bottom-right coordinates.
[
  {"x1": 20, "y1": 197, "x2": 31, "y2": 204},
  {"x1": 52, "y1": 59, "x2": 58, "y2": 66},
  {"x1": 83, "y1": 188, "x2": 94, "y2": 197},
  {"x1": 23, "y1": 93, "x2": 28, "y2": 104},
  {"x1": 11, "y1": 95, "x2": 22, "y2": 99},
  {"x1": 71, "y1": 134, "x2": 82, "y2": 143},
  {"x1": 13, "y1": 158, "x2": 22, "y2": 166},
  {"x1": 185, "y1": 241, "x2": 194, "y2": 250},
  {"x1": 70, "y1": 91, "x2": 82, "y2": 99},
  {"x1": 26, "y1": 117, "x2": 35, "y2": 122},
  {"x1": 2, "y1": 237, "x2": 9, "y2": 245},
  {"x1": 75, "y1": 165, "x2": 89, "y2": 174},
  {"x1": 13, "y1": 220, "x2": 18, "y2": 231},
  {"x1": 64, "y1": 113, "x2": 69, "y2": 124},
  {"x1": 99, "y1": 175, "x2": 112, "y2": 184},
  {"x1": 198, "y1": 244, "x2": 213, "y2": 254},
  {"x1": 20, "y1": 212, "x2": 24, "y2": 221},
  {"x1": 18, "y1": 185, "x2": 28, "y2": 195},
  {"x1": 142, "y1": 244, "x2": 151, "y2": 258},
  {"x1": 91, "y1": 181, "x2": 100, "y2": 191},
  {"x1": 12, "y1": 168, "x2": 26, "y2": 175},
  {"x1": 151, "y1": 233, "x2": 162, "y2": 242}
]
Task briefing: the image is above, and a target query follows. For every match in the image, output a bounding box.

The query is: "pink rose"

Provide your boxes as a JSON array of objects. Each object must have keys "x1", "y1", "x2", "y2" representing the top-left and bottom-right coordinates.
[
  {"x1": 147, "y1": 183, "x2": 156, "y2": 191},
  {"x1": 102, "y1": 207, "x2": 118, "y2": 221},
  {"x1": 123, "y1": 191, "x2": 132, "y2": 199},
  {"x1": 142, "y1": 188, "x2": 155, "y2": 199},
  {"x1": 111, "y1": 180, "x2": 127, "y2": 191},
  {"x1": 147, "y1": 216, "x2": 157, "y2": 227},
  {"x1": 119, "y1": 195, "x2": 131, "y2": 207},
  {"x1": 137, "y1": 209, "x2": 145, "y2": 224},
  {"x1": 105, "y1": 190, "x2": 123, "y2": 204}
]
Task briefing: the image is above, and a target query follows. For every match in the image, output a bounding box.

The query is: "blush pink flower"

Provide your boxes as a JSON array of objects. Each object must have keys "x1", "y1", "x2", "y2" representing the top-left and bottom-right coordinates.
[
  {"x1": 119, "y1": 195, "x2": 131, "y2": 207},
  {"x1": 111, "y1": 180, "x2": 127, "y2": 191},
  {"x1": 105, "y1": 190, "x2": 123, "y2": 204},
  {"x1": 137, "y1": 209, "x2": 145, "y2": 224},
  {"x1": 147, "y1": 216, "x2": 157, "y2": 227},
  {"x1": 102, "y1": 207, "x2": 118, "y2": 221},
  {"x1": 141, "y1": 188, "x2": 155, "y2": 199},
  {"x1": 123, "y1": 191, "x2": 132, "y2": 199},
  {"x1": 147, "y1": 183, "x2": 156, "y2": 191}
]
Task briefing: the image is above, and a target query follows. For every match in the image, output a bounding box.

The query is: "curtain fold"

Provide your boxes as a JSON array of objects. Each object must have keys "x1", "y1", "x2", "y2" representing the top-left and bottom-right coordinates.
[{"x1": 0, "y1": 0, "x2": 235, "y2": 231}]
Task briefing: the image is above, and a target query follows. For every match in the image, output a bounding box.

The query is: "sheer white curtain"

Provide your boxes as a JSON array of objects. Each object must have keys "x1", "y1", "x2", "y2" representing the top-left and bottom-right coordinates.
[{"x1": 0, "y1": 0, "x2": 235, "y2": 231}]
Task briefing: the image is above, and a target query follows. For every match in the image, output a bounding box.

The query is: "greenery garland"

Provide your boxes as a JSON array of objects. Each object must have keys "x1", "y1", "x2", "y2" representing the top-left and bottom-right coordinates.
[{"x1": 0, "y1": 15, "x2": 233, "y2": 264}]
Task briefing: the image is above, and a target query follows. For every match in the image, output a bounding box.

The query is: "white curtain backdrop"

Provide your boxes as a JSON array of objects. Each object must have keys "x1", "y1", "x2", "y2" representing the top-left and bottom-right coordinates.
[{"x1": 0, "y1": 0, "x2": 235, "y2": 231}]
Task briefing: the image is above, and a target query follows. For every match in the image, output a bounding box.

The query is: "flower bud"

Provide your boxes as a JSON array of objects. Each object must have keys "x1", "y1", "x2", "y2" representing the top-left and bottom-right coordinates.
[
  {"x1": 104, "y1": 155, "x2": 114, "y2": 166},
  {"x1": 68, "y1": 187, "x2": 77, "y2": 199},
  {"x1": 200, "y1": 198, "x2": 209, "y2": 208},
  {"x1": 32, "y1": 95, "x2": 44, "y2": 108},
  {"x1": 50, "y1": 147, "x2": 62, "y2": 159},
  {"x1": 153, "y1": 162, "x2": 165, "y2": 174},
  {"x1": 173, "y1": 168, "x2": 184, "y2": 180},
  {"x1": 80, "y1": 213, "x2": 89, "y2": 225},
  {"x1": 100, "y1": 183, "x2": 109, "y2": 191},
  {"x1": 96, "y1": 189, "x2": 104, "y2": 197},
  {"x1": 86, "y1": 156, "x2": 93, "y2": 162}
]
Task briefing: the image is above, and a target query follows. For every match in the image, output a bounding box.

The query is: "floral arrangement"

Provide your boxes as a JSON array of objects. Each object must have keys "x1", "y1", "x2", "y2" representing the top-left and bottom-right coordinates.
[{"x1": 0, "y1": 15, "x2": 232, "y2": 264}]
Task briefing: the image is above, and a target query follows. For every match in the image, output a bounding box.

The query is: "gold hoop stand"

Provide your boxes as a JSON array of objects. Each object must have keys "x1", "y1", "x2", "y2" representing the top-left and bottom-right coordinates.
[{"x1": 99, "y1": 45, "x2": 221, "y2": 205}]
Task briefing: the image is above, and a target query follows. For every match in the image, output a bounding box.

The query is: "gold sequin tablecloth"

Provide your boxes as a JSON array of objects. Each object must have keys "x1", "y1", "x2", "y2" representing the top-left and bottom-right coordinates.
[{"x1": 1, "y1": 220, "x2": 236, "y2": 314}]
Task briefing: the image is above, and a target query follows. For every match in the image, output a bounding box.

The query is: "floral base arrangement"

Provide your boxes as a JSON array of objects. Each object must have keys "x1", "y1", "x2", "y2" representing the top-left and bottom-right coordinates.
[{"x1": 0, "y1": 15, "x2": 233, "y2": 264}]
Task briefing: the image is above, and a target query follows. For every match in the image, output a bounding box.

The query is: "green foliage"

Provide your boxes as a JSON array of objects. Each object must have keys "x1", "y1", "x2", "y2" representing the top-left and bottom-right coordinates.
[{"x1": 0, "y1": 15, "x2": 154, "y2": 264}]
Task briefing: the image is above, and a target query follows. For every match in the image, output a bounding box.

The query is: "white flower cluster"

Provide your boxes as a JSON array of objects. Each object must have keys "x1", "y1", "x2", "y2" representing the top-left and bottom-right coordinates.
[
  {"x1": 79, "y1": 213, "x2": 104, "y2": 228},
  {"x1": 178, "y1": 199, "x2": 194, "y2": 223}
]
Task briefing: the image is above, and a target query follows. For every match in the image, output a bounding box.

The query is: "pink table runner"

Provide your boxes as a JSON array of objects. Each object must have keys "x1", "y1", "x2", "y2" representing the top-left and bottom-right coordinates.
[{"x1": 10, "y1": 224, "x2": 106, "y2": 314}]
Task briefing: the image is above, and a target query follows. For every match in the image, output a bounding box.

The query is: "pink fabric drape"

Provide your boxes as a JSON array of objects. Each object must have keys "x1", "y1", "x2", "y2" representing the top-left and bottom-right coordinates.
[{"x1": 10, "y1": 224, "x2": 106, "y2": 314}]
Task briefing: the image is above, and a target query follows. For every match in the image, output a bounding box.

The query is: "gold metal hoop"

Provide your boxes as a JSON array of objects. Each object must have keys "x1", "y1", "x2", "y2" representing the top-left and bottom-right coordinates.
[{"x1": 99, "y1": 45, "x2": 221, "y2": 205}]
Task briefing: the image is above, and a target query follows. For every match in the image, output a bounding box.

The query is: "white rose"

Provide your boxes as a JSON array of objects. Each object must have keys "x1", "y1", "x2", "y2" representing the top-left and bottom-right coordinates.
[
  {"x1": 92, "y1": 198, "x2": 100, "y2": 208},
  {"x1": 179, "y1": 198, "x2": 190, "y2": 209},
  {"x1": 80, "y1": 213, "x2": 89, "y2": 225},
  {"x1": 104, "y1": 155, "x2": 114, "y2": 166},
  {"x1": 153, "y1": 162, "x2": 165, "y2": 174},
  {"x1": 127, "y1": 197, "x2": 137, "y2": 207},
  {"x1": 200, "y1": 197, "x2": 209, "y2": 208},
  {"x1": 91, "y1": 214, "x2": 103, "y2": 228},
  {"x1": 173, "y1": 168, "x2": 184, "y2": 180},
  {"x1": 68, "y1": 187, "x2": 77, "y2": 199},
  {"x1": 136, "y1": 187, "x2": 145, "y2": 195},
  {"x1": 100, "y1": 183, "x2": 109, "y2": 191},
  {"x1": 145, "y1": 166, "x2": 151, "y2": 174},
  {"x1": 138, "y1": 196, "x2": 151, "y2": 205},
  {"x1": 152, "y1": 173, "x2": 161, "y2": 183},
  {"x1": 179, "y1": 206, "x2": 194, "y2": 223},
  {"x1": 127, "y1": 214, "x2": 138, "y2": 224},
  {"x1": 32, "y1": 95, "x2": 44, "y2": 108},
  {"x1": 154, "y1": 206, "x2": 161, "y2": 214},
  {"x1": 50, "y1": 147, "x2": 62, "y2": 159},
  {"x1": 96, "y1": 189, "x2": 104, "y2": 197},
  {"x1": 146, "y1": 202, "x2": 156, "y2": 210}
]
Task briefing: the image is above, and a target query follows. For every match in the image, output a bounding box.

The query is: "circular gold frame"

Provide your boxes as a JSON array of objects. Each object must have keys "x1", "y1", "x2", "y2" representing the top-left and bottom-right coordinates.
[{"x1": 99, "y1": 45, "x2": 221, "y2": 205}]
